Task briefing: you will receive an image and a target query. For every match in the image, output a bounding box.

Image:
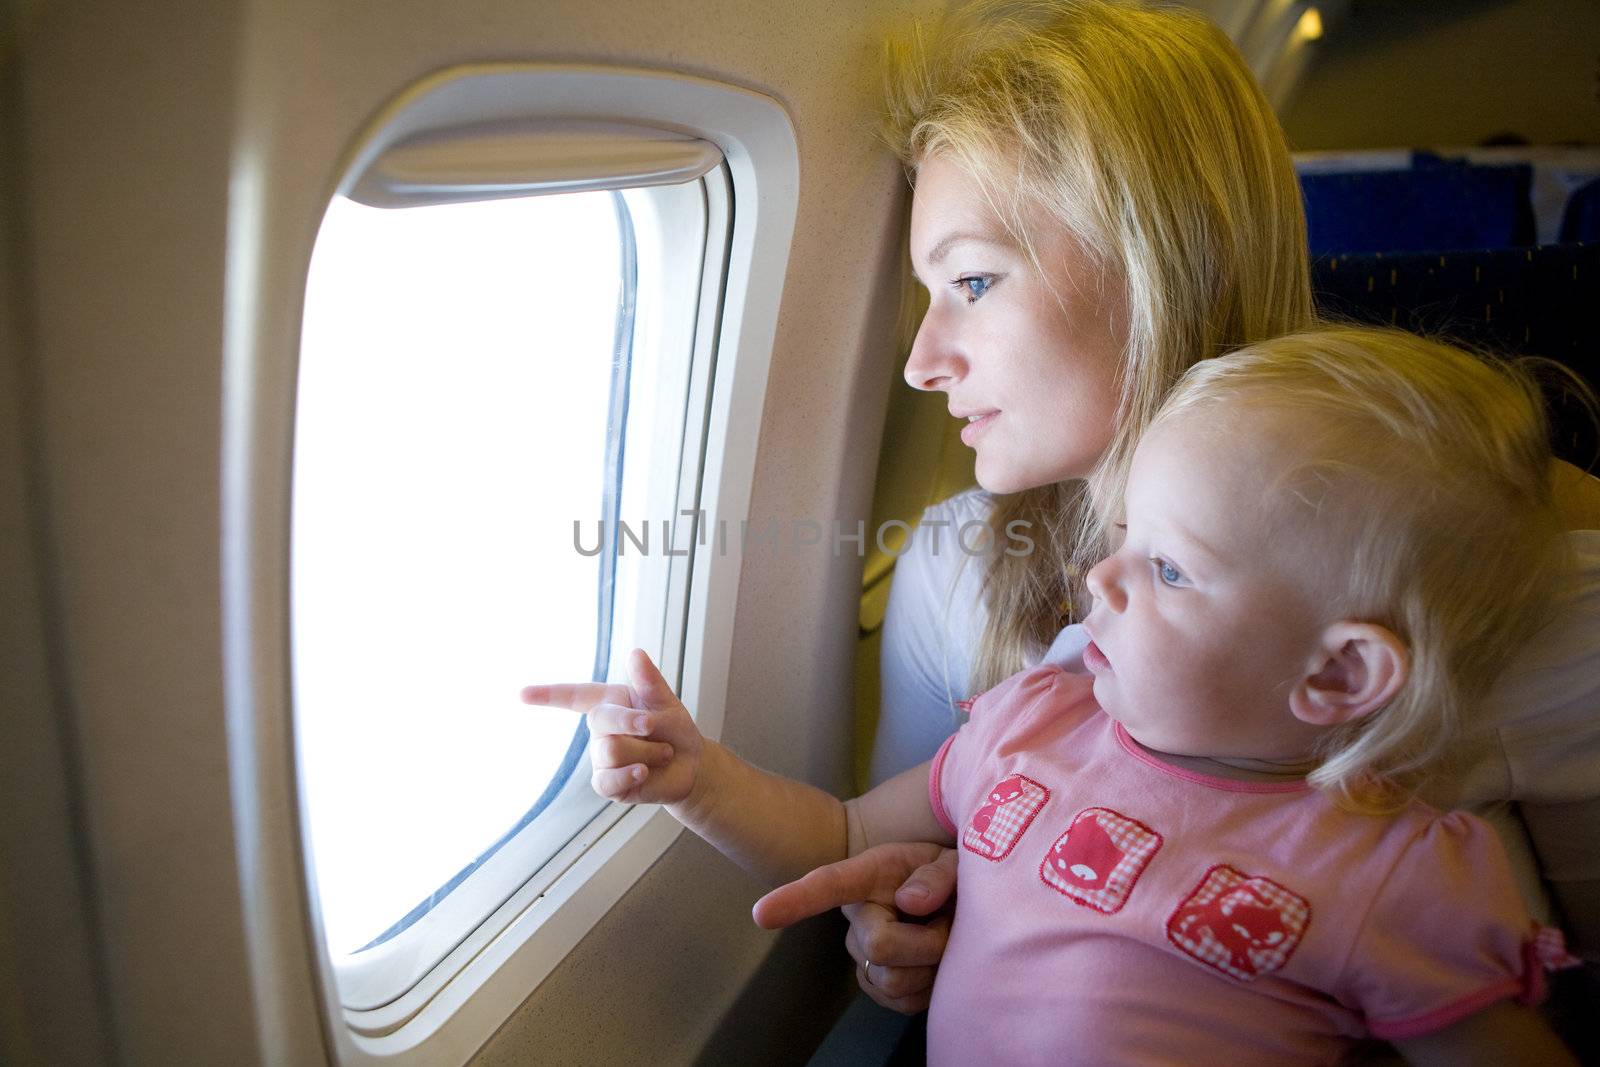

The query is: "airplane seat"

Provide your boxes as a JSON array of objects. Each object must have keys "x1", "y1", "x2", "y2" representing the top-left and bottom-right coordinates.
[
  {"x1": 1560, "y1": 176, "x2": 1600, "y2": 244},
  {"x1": 854, "y1": 366, "x2": 977, "y2": 792},
  {"x1": 1300, "y1": 160, "x2": 1537, "y2": 256},
  {"x1": 824, "y1": 298, "x2": 976, "y2": 1067},
  {"x1": 1310, "y1": 242, "x2": 1600, "y2": 467},
  {"x1": 1304, "y1": 147, "x2": 1600, "y2": 1067}
]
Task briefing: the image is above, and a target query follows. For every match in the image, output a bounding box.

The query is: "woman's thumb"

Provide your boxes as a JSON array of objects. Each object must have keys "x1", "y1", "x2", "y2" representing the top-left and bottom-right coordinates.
[{"x1": 896, "y1": 850, "x2": 959, "y2": 916}]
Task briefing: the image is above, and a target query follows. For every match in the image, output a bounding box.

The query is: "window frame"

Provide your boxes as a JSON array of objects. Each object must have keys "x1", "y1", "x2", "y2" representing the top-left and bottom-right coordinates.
[
  {"x1": 307, "y1": 172, "x2": 724, "y2": 1025},
  {"x1": 221, "y1": 64, "x2": 797, "y2": 1067}
]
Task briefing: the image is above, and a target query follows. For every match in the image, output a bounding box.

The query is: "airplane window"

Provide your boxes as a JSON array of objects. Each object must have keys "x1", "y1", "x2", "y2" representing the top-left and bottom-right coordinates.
[
  {"x1": 292, "y1": 173, "x2": 715, "y2": 1016},
  {"x1": 218, "y1": 66, "x2": 793, "y2": 1062}
]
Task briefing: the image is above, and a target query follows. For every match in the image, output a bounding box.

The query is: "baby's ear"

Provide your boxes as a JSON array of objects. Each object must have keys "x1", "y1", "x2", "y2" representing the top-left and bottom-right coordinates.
[{"x1": 1289, "y1": 622, "x2": 1409, "y2": 728}]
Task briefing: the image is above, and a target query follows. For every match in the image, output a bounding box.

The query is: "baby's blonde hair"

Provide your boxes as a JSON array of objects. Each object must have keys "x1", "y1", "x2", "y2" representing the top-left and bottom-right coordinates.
[
  {"x1": 882, "y1": 0, "x2": 1314, "y2": 690},
  {"x1": 1152, "y1": 326, "x2": 1569, "y2": 809}
]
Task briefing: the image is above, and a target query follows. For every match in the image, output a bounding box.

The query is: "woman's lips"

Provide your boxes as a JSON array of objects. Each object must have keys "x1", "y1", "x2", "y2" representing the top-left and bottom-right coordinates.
[
  {"x1": 959, "y1": 410, "x2": 999, "y2": 446},
  {"x1": 1083, "y1": 639, "x2": 1111, "y2": 673}
]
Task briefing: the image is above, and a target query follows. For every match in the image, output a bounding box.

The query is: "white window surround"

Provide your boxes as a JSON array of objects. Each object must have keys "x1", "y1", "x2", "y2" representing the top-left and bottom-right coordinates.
[
  {"x1": 348, "y1": 119, "x2": 725, "y2": 207},
  {"x1": 221, "y1": 64, "x2": 798, "y2": 1066},
  {"x1": 300, "y1": 174, "x2": 717, "y2": 1022}
]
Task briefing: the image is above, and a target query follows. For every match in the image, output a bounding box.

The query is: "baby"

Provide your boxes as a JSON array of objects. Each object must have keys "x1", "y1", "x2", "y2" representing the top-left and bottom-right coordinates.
[{"x1": 523, "y1": 327, "x2": 1580, "y2": 1065}]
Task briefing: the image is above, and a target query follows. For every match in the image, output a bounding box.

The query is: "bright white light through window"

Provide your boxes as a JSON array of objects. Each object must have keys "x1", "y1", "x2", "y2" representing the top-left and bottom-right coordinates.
[{"x1": 292, "y1": 193, "x2": 620, "y2": 957}]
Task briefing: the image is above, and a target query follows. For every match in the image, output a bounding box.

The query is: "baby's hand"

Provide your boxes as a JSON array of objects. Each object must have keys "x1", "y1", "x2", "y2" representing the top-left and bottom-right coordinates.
[{"x1": 520, "y1": 648, "x2": 703, "y2": 805}]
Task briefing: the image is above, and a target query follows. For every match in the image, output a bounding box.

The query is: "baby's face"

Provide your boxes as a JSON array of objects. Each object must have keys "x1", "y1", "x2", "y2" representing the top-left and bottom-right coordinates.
[{"x1": 1081, "y1": 413, "x2": 1335, "y2": 763}]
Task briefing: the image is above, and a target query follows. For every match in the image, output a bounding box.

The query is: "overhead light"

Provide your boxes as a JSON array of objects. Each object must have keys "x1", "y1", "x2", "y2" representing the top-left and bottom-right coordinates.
[{"x1": 1296, "y1": 6, "x2": 1324, "y2": 41}]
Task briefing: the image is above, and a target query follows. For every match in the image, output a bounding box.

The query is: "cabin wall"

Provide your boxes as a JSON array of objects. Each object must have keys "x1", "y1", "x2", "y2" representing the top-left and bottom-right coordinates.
[
  {"x1": 1283, "y1": 0, "x2": 1600, "y2": 149},
  {"x1": 11, "y1": 1, "x2": 258, "y2": 1063},
  {"x1": 0, "y1": 5, "x2": 115, "y2": 1061},
  {"x1": 10, "y1": 0, "x2": 937, "y2": 1062}
]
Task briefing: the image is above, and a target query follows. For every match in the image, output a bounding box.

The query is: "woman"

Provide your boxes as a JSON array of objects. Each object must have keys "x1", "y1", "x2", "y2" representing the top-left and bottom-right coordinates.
[{"x1": 790, "y1": 0, "x2": 1600, "y2": 1023}]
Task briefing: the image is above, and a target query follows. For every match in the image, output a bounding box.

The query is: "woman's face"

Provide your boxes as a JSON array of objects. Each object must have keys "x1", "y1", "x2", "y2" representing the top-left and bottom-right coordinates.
[{"x1": 904, "y1": 155, "x2": 1126, "y2": 494}]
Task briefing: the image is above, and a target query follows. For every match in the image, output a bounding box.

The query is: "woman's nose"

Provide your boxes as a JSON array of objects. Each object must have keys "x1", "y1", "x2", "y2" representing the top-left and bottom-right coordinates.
[
  {"x1": 1085, "y1": 554, "x2": 1127, "y2": 613},
  {"x1": 903, "y1": 308, "x2": 963, "y2": 392}
]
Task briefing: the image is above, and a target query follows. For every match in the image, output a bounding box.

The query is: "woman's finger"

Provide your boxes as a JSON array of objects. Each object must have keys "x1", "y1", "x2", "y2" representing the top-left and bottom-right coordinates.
[
  {"x1": 755, "y1": 857, "x2": 883, "y2": 929},
  {"x1": 894, "y1": 848, "x2": 959, "y2": 916},
  {"x1": 842, "y1": 904, "x2": 881, "y2": 964},
  {"x1": 850, "y1": 905, "x2": 950, "y2": 968},
  {"x1": 856, "y1": 960, "x2": 933, "y2": 1014},
  {"x1": 867, "y1": 987, "x2": 932, "y2": 1015},
  {"x1": 753, "y1": 841, "x2": 947, "y2": 929},
  {"x1": 861, "y1": 961, "x2": 937, "y2": 1001}
]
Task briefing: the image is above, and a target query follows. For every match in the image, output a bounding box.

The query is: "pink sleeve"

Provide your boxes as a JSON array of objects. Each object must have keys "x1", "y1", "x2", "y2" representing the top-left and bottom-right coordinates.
[
  {"x1": 928, "y1": 666, "x2": 1074, "y2": 846},
  {"x1": 1336, "y1": 810, "x2": 1578, "y2": 1040}
]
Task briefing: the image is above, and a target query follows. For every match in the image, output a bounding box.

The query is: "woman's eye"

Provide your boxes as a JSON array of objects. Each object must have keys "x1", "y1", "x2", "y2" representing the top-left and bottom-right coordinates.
[
  {"x1": 951, "y1": 275, "x2": 993, "y2": 303},
  {"x1": 1152, "y1": 558, "x2": 1184, "y2": 586}
]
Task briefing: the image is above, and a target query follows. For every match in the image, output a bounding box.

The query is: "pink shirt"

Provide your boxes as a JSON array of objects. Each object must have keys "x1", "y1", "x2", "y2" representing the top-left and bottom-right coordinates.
[{"x1": 927, "y1": 665, "x2": 1565, "y2": 1067}]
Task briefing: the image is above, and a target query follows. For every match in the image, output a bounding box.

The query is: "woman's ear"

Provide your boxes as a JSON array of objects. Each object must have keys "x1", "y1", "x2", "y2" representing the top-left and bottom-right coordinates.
[{"x1": 1289, "y1": 622, "x2": 1409, "y2": 727}]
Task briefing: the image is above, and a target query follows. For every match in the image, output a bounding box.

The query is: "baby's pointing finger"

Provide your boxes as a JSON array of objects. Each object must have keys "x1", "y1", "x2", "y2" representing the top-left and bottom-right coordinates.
[{"x1": 519, "y1": 681, "x2": 631, "y2": 712}]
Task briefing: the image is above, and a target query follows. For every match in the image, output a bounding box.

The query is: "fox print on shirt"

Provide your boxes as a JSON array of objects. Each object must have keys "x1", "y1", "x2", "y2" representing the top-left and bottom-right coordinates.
[
  {"x1": 963, "y1": 775, "x2": 1049, "y2": 861},
  {"x1": 1039, "y1": 807, "x2": 1162, "y2": 914},
  {"x1": 1167, "y1": 865, "x2": 1311, "y2": 980}
]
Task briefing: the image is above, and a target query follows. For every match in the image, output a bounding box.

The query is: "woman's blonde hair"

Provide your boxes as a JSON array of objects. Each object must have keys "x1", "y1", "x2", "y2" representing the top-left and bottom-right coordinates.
[
  {"x1": 883, "y1": 0, "x2": 1315, "y2": 690},
  {"x1": 1152, "y1": 326, "x2": 1569, "y2": 808}
]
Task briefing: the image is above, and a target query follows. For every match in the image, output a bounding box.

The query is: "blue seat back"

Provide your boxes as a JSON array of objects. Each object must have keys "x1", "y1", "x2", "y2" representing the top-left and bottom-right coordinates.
[
  {"x1": 1560, "y1": 177, "x2": 1600, "y2": 244},
  {"x1": 1301, "y1": 162, "x2": 1536, "y2": 255},
  {"x1": 1311, "y1": 243, "x2": 1599, "y2": 466}
]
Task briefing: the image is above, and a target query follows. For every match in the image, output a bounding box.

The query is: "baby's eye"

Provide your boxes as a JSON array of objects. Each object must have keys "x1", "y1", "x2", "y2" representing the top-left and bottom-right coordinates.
[
  {"x1": 951, "y1": 275, "x2": 993, "y2": 303},
  {"x1": 1152, "y1": 558, "x2": 1185, "y2": 586}
]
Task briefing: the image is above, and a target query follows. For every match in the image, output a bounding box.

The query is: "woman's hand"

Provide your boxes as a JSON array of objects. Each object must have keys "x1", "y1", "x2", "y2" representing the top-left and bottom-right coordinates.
[
  {"x1": 521, "y1": 648, "x2": 702, "y2": 805},
  {"x1": 753, "y1": 842, "x2": 959, "y2": 1013}
]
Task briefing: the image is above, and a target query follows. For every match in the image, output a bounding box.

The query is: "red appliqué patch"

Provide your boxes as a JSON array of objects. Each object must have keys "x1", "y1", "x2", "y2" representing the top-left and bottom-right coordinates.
[
  {"x1": 1166, "y1": 865, "x2": 1311, "y2": 981},
  {"x1": 963, "y1": 774, "x2": 1049, "y2": 861},
  {"x1": 1038, "y1": 807, "x2": 1162, "y2": 914}
]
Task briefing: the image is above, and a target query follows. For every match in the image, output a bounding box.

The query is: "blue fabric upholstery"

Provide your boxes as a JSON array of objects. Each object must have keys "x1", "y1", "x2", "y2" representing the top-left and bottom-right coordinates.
[
  {"x1": 1560, "y1": 177, "x2": 1600, "y2": 244},
  {"x1": 1311, "y1": 243, "x2": 1600, "y2": 466},
  {"x1": 1300, "y1": 163, "x2": 1536, "y2": 255}
]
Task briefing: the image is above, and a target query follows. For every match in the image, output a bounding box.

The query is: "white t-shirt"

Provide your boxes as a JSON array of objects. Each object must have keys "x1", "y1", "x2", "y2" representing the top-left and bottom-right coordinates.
[{"x1": 873, "y1": 487, "x2": 1600, "y2": 919}]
